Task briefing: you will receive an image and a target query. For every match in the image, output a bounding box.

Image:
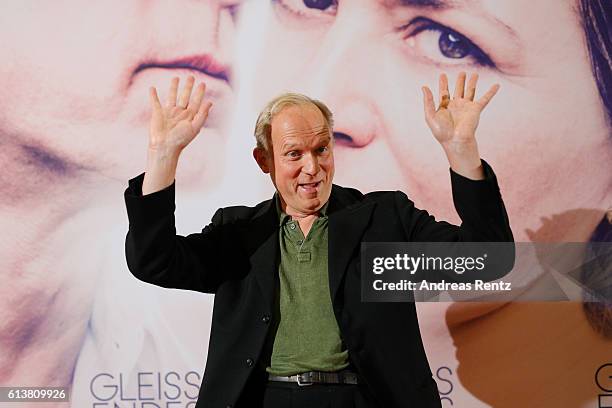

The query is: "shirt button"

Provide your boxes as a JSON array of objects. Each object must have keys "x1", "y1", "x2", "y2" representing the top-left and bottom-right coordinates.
[
  {"x1": 246, "y1": 358, "x2": 254, "y2": 367},
  {"x1": 289, "y1": 223, "x2": 296, "y2": 230},
  {"x1": 262, "y1": 315, "x2": 271, "y2": 324}
]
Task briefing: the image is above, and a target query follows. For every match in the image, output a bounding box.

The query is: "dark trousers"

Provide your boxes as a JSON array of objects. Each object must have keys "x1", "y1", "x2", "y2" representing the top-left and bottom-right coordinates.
[{"x1": 262, "y1": 381, "x2": 373, "y2": 408}]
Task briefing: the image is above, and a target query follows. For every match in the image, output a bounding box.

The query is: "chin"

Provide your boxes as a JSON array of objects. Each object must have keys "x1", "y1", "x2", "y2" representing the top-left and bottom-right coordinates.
[{"x1": 302, "y1": 199, "x2": 322, "y2": 211}]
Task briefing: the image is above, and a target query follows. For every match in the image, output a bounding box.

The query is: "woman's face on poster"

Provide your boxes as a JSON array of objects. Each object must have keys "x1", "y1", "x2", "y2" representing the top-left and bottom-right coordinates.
[
  {"x1": 250, "y1": 0, "x2": 612, "y2": 243},
  {"x1": 0, "y1": 0, "x2": 240, "y2": 200}
]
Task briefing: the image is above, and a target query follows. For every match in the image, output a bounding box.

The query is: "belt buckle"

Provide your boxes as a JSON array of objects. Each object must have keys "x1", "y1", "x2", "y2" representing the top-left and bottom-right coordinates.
[{"x1": 296, "y1": 372, "x2": 313, "y2": 386}]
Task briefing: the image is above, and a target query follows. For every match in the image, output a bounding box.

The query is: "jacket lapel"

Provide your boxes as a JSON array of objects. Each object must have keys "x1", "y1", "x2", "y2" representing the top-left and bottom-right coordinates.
[
  {"x1": 328, "y1": 185, "x2": 376, "y2": 302},
  {"x1": 245, "y1": 198, "x2": 279, "y2": 310}
]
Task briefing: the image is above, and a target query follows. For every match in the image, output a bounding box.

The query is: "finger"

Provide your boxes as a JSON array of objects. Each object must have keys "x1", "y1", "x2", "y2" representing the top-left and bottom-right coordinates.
[
  {"x1": 465, "y1": 73, "x2": 478, "y2": 101},
  {"x1": 149, "y1": 87, "x2": 162, "y2": 112},
  {"x1": 166, "y1": 77, "x2": 179, "y2": 107},
  {"x1": 438, "y1": 73, "x2": 450, "y2": 109},
  {"x1": 192, "y1": 101, "x2": 213, "y2": 131},
  {"x1": 188, "y1": 82, "x2": 207, "y2": 114},
  {"x1": 422, "y1": 86, "x2": 436, "y2": 123},
  {"x1": 453, "y1": 71, "x2": 466, "y2": 99},
  {"x1": 476, "y1": 83, "x2": 500, "y2": 110},
  {"x1": 177, "y1": 75, "x2": 195, "y2": 108}
]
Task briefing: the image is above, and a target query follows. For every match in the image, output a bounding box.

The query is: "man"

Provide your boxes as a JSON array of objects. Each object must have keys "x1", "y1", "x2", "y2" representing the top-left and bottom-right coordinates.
[{"x1": 124, "y1": 72, "x2": 513, "y2": 407}]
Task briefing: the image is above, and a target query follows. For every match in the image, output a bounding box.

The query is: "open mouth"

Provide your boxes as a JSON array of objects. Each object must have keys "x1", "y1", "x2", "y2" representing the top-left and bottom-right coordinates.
[{"x1": 298, "y1": 181, "x2": 321, "y2": 194}]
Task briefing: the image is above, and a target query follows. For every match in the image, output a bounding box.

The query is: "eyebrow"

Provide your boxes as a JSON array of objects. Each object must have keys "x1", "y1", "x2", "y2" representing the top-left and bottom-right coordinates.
[
  {"x1": 390, "y1": 0, "x2": 519, "y2": 41},
  {"x1": 392, "y1": 0, "x2": 459, "y2": 10}
]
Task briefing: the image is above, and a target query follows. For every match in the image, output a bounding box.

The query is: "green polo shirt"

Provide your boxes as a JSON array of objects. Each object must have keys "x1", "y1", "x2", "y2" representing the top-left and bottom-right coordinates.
[{"x1": 266, "y1": 195, "x2": 349, "y2": 376}]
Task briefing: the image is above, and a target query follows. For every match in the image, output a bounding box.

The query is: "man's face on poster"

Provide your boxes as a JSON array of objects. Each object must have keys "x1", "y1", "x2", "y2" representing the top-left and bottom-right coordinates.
[
  {"x1": 0, "y1": 0, "x2": 240, "y2": 200},
  {"x1": 0, "y1": 0, "x2": 242, "y2": 292},
  {"x1": 0, "y1": 0, "x2": 241, "y2": 378}
]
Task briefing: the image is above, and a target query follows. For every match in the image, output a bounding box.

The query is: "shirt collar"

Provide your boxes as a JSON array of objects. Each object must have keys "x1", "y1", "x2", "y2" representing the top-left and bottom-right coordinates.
[{"x1": 274, "y1": 192, "x2": 329, "y2": 226}]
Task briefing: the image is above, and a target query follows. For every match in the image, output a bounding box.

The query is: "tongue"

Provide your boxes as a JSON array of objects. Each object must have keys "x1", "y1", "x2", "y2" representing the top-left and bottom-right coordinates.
[{"x1": 300, "y1": 183, "x2": 317, "y2": 192}]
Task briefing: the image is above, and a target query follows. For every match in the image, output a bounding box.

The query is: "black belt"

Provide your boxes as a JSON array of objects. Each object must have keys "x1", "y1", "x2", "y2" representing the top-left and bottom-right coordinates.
[{"x1": 267, "y1": 370, "x2": 359, "y2": 386}]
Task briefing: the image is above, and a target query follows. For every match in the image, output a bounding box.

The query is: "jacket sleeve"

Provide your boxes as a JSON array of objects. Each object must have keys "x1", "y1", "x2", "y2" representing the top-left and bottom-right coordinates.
[
  {"x1": 123, "y1": 173, "x2": 226, "y2": 293},
  {"x1": 395, "y1": 159, "x2": 514, "y2": 243}
]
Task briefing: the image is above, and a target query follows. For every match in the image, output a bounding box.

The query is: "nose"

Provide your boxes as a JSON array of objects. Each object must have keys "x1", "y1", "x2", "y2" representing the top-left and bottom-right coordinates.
[
  {"x1": 302, "y1": 152, "x2": 320, "y2": 176},
  {"x1": 294, "y1": 13, "x2": 381, "y2": 148},
  {"x1": 331, "y1": 102, "x2": 378, "y2": 147},
  {"x1": 151, "y1": 0, "x2": 236, "y2": 77}
]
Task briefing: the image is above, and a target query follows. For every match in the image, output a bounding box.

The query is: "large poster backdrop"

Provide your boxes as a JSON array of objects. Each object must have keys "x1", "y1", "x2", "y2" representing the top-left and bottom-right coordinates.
[{"x1": 2, "y1": 1, "x2": 611, "y2": 407}]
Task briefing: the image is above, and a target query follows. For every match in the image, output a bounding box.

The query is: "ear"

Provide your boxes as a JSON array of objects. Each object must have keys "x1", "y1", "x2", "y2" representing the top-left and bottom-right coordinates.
[{"x1": 253, "y1": 147, "x2": 270, "y2": 174}]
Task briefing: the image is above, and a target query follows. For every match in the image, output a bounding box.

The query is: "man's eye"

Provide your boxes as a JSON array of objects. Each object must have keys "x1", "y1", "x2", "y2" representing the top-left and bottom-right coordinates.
[
  {"x1": 273, "y1": 0, "x2": 338, "y2": 19},
  {"x1": 287, "y1": 151, "x2": 301, "y2": 158},
  {"x1": 401, "y1": 18, "x2": 494, "y2": 68},
  {"x1": 317, "y1": 146, "x2": 329, "y2": 153}
]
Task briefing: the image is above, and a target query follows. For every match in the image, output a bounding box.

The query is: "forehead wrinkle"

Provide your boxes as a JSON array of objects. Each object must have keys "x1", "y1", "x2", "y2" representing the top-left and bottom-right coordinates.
[
  {"x1": 279, "y1": 128, "x2": 331, "y2": 150},
  {"x1": 271, "y1": 104, "x2": 331, "y2": 150},
  {"x1": 277, "y1": 122, "x2": 330, "y2": 138}
]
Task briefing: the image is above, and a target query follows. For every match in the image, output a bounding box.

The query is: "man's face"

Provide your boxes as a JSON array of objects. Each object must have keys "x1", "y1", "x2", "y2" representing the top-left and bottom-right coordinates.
[{"x1": 260, "y1": 104, "x2": 335, "y2": 216}]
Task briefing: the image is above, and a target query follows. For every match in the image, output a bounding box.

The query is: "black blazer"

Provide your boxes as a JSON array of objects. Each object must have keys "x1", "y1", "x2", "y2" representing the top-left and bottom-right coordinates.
[{"x1": 124, "y1": 160, "x2": 513, "y2": 408}]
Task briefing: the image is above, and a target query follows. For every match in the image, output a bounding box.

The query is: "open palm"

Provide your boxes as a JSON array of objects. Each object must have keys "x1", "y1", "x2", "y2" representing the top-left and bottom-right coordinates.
[
  {"x1": 422, "y1": 72, "x2": 499, "y2": 146},
  {"x1": 148, "y1": 75, "x2": 212, "y2": 152}
]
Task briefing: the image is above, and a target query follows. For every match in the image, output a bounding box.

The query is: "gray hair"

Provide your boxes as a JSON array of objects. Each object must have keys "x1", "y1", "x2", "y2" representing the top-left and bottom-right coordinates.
[{"x1": 254, "y1": 92, "x2": 334, "y2": 152}]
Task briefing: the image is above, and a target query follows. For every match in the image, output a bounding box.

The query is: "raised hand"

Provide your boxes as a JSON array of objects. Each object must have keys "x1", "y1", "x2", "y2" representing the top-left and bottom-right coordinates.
[
  {"x1": 422, "y1": 72, "x2": 498, "y2": 147},
  {"x1": 142, "y1": 76, "x2": 212, "y2": 195},
  {"x1": 149, "y1": 75, "x2": 212, "y2": 152},
  {"x1": 422, "y1": 72, "x2": 499, "y2": 179}
]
